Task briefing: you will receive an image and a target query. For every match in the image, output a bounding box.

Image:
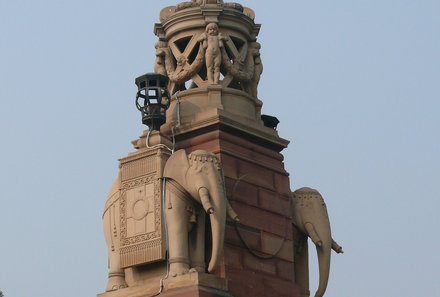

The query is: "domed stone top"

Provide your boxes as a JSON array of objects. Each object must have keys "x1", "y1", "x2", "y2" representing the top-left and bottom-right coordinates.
[{"x1": 155, "y1": 1, "x2": 260, "y2": 95}]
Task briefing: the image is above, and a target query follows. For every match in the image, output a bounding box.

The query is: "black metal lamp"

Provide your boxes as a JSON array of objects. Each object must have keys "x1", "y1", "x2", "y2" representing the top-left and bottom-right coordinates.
[
  {"x1": 135, "y1": 73, "x2": 170, "y2": 130},
  {"x1": 261, "y1": 114, "x2": 280, "y2": 130}
]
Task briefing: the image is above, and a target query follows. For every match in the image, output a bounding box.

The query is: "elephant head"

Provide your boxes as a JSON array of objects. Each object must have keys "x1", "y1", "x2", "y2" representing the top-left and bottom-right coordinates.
[
  {"x1": 163, "y1": 149, "x2": 238, "y2": 274},
  {"x1": 291, "y1": 187, "x2": 343, "y2": 297}
]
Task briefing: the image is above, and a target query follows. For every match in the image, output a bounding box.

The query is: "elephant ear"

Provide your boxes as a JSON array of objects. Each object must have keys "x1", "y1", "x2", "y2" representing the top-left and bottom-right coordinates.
[{"x1": 163, "y1": 149, "x2": 189, "y2": 186}]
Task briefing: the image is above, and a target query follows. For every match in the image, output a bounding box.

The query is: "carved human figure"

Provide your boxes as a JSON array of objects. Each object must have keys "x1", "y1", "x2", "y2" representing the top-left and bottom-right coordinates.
[
  {"x1": 291, "y1": 187, "x2": 343, "y2": 297},
  {"x1": 244, "y1": 41, "x2": 263, "y2": 98},
  {"x1": 198, "y1": 23, "x2": 225, "y2": 85},
  {"x1": 154, "y1": 40, "x2": 168, "y2": 76},
  {"x1": 163, "y1": 150, "x2": 238, "y2": 276}
]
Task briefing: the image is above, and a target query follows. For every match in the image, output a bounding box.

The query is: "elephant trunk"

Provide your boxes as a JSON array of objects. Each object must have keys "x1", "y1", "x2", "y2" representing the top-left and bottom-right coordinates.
[
  {"x1": 206, "y1": 184, "x2": 227, "y2": 272},
  {"x1": 314, "y1": 243, "x2": 331, "y2": 297},
  {"x1": 304, "y1": 219, "x2": 332, "y2": 297}
]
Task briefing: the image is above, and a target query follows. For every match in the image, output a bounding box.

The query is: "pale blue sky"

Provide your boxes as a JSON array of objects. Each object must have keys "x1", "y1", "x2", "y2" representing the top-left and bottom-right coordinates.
[{"x1": 0, "y1": 1, "x2": 439, "y2": 296}]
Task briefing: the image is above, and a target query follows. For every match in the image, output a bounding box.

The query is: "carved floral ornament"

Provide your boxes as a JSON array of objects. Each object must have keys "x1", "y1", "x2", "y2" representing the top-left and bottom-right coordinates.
[
  {"x1": 120, "y1": 175, "x2": 161, "y2": 246},
  {"x1": 154, "y1": 21, "x2": 263, "y2": 98}
]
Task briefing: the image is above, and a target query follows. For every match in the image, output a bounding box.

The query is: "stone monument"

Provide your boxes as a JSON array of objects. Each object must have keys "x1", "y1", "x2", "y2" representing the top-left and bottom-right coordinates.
[{"x1": 98, "y1": 1, "x2": 342, "y2": 297}]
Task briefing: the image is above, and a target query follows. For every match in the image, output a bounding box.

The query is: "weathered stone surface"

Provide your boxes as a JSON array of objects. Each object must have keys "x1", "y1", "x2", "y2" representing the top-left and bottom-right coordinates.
[
  {"x1": 100, "y1": 1, "x2": 312, "y2": 297},
  {"x1": 161, "y1": 285, "x2": 234, "y2": 297}
]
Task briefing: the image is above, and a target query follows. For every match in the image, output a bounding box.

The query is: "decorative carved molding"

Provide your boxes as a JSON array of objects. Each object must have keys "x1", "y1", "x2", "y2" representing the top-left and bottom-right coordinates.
[
  {"x1": 120, "y1": 175, "x2": 161, "y2": 245},
  {"x1": 120, "y1": 239, "x2": 164, "y2": 268},
  {"x1": 118, "y1": 153, "x2": 166, "y2": 268},
  {"x1": 120, "y1": 157, "x2": 157, "y2": 182}
]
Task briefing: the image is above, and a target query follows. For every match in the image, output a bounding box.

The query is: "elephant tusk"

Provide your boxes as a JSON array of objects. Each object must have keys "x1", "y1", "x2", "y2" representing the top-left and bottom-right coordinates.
[
  {"x1": 304, "y1": 222, "x2": 323, "y2": 247},
  {"x1": 199, "y1": 187, "x2": 214, "y2": 214},
  {"x1": 227, "y1": 202, "x2": 239, "y2": 222}
]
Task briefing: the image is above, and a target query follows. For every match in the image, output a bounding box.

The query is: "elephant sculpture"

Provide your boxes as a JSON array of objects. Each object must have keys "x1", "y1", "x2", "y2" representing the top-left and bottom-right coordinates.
[
  {"x1": 291, "y1": 187, "x2": 343, "y2": 297},
  {"x1": 163, "y1": 149, "x2": 238, "y2": 276},
  {"x1": 102, "y1": 149, "x2": 238, "y2": 291},
  {"x1": 103, "y1": 177, "x2": 127, "y2": 291}
]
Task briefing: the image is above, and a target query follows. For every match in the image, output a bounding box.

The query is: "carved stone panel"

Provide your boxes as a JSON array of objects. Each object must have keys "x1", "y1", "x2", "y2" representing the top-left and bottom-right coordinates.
[{"x1": 119, "y1": 149, "x2": 169, "y2": 268}]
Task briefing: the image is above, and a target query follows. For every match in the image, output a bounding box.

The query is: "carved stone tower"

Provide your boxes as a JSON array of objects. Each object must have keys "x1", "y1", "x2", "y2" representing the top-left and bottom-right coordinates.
[
  {"x1": 99, "y1": 1, "x2": 342, "y2": 297},
  {"x1": 154, "y1": 2, "x2": 301, "y2": 297}
]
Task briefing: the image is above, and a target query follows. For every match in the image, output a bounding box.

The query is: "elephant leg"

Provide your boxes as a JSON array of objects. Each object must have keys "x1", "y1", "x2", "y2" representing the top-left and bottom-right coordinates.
[
  {"x1": 304, "y1": 222, "x2": 323, "y2": 247},
  {"x1": 189, "y1": 211, "x2": 206, "y2": 272},
  {"x1": 226, "y1": 200, "x2": 239, "y2": 221},
  {"x1": 166, "y1": 189, "x2": 191, "y2": 276},
  {"x1": 103, "y1": 204, "x2": 127, "y2": 291}
]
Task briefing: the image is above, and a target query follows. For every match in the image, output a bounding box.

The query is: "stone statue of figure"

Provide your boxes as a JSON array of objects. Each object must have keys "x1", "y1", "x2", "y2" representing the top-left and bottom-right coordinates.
[
  {"x1": 154, "y1": 40, "x2": 168, "y2": 76},
  {"x1": 198, "y1": 23, "x2": 226, "y2": 85},
  {"x1": 245, "y1": 41, "x2": 263, "y2": 98}
]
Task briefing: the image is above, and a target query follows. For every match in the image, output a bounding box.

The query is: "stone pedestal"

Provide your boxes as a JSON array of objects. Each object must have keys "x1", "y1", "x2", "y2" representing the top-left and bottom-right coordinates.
[
  {"x1": 99, "y1": 283, "x2": 231, "y2": 297},
  {"x1": 99, "y1": 273, "x2": 232, "y2": 297},
  {"x1": 163, "y1": 272, "x2": 229, "y2": 294},
  {"x1": 160, "y1": 286, "x2": 233, "y2": 297}
]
